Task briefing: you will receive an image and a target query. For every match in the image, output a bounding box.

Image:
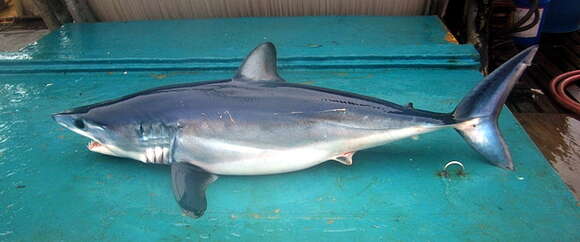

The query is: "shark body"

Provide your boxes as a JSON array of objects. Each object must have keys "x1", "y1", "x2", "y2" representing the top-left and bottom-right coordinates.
[{"x1": 53, "y1": 43, "x2": 537, "y2": 217}]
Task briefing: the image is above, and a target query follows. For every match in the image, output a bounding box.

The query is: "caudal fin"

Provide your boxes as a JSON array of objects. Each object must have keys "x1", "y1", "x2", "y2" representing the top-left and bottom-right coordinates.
[{"x1": 453, "y1": 46, "x2": 538, "y2": 170}]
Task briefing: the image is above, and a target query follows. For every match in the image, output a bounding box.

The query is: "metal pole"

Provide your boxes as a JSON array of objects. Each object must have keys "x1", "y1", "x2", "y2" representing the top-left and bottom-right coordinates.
[
  {"x1": 63, "y1": 0, "x2": 96, "y2": 22},
  {"x1": 32, "y1": 0, "x2": 62, "y2": 30}
]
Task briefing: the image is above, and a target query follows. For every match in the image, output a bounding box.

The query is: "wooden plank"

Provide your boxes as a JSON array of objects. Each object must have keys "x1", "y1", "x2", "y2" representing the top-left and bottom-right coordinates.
[
  {"x1": 506, "y1": 101, "x2": 521, "y2": 112},
  {"x1": 515, "y1": 113, "x2": 580, "y2": 200},
  {"x1": 518, "y1": 62, "x2": 567, "y2": 113},
  {"x1": 507, "y1": 90, "x2": 538, "y2": 112},
  {"x1": 540, "y1": 45, "x2": 578, "y2": 73},
  {"x1": 536, "y1": 51, "x2": 565, "y2": 77},
  {"x1": 555, "y1": 45, "x2": 580, "y2": 69},
  {"x1": 528, "y1": 65, "x2": 569, "y2": 112},
  {"x1": 561, "y1": 34, "x2": 580, "y2": 61},
  {"x1": 523, "y1": 73, "x2": 562, "y2": 113},
  {"x1": 569, "y1": 31, "x2": 580, "y2": 45}
]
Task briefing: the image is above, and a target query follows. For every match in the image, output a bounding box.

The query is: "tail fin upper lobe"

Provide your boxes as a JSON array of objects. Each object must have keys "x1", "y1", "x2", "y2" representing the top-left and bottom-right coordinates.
[{"x1": 453, "y1": 46, "x2": 538, "y2": 170}]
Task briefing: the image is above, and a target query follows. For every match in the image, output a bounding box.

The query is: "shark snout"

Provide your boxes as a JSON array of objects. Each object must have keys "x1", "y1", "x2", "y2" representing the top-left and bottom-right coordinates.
[
  {"x1": 52, "y1": 112, "x2": 107, "y2": 149},
  {"x1": 52, "y1": 112, "x2": 82, "y2": 130},
  {"x1": 52, "y1": 113, "x2": 72, "y2": 127}
]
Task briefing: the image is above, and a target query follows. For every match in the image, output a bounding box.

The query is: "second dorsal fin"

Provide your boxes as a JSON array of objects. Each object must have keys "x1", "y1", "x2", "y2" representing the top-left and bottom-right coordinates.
[{"x1": 232, "y1": 42, "x2": 285, "y2": 82}]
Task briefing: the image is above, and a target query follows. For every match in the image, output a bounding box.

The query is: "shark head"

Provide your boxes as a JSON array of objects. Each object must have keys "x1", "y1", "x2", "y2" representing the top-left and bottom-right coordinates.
[{"x1": 52, "y1": 105, "x2": 152, "y2": 162}]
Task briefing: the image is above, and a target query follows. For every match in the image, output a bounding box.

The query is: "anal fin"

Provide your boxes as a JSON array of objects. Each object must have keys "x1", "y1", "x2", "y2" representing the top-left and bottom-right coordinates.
[
  {"x1": 331, "y1": 151, "x2": 356, "y2": 166},
  {"x1": 170, "y1": 162, "x2": 218, "y2": 218}
]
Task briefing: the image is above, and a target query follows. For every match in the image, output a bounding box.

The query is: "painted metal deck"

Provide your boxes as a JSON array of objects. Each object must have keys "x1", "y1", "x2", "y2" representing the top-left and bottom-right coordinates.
[{"x1": 0, "y1": 16, "x2": 578, "y2": 241}]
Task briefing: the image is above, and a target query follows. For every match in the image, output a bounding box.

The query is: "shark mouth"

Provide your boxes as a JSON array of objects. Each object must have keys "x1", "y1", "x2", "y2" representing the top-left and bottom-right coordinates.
[
  {"x1": 87, "y1": 140, "x2": 115, "y2": 156},
  {"x1": 87, "y1": 140, "x2": 102, "y2": 151},
  {"x1": 86, "y1": 140, "x2": 125, "y2": 158}
]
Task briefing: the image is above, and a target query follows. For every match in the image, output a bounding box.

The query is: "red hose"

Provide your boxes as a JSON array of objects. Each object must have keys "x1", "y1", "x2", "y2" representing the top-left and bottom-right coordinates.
[{"x1": 549, "y1": 70, "x2": 580, "y2": 114}]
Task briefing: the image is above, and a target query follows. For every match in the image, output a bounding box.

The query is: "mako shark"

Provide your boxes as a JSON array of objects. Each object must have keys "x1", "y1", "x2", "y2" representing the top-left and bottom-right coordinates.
[{"x1": 53, "y1": 43, "x2": 537, "y2": 218}]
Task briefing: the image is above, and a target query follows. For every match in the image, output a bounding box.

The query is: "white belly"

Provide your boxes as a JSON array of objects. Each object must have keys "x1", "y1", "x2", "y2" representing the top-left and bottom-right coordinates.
[
  {"x1": 190, "y1": 146, "x2": 333, "y2": 175},
  {"x1": 179, "y1": 125, "x2": 444, "y2": 176}
]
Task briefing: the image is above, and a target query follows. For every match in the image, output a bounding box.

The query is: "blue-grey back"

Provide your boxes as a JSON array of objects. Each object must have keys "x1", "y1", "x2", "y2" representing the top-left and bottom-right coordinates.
[{"x1": 71, "y1": 80, "x2": 453, "y2": 130}]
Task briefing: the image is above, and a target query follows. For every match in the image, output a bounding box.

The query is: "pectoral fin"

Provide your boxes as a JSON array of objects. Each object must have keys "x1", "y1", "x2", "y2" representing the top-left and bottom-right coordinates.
[
  {"x1": 170, "y1": 162, "x2": 218, "y2": 218},
  {"x1": 332, "y1": 152, "x2": 356, "y2": 166}
]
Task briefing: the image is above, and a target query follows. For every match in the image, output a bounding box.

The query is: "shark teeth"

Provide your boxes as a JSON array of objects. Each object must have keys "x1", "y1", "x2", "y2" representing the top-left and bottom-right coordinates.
[
  {"x1": 87, "y1": 140, "x2": 101, "y2": 150},
  {"x1": 87, "y1": 140, "x2": 116, "y2": 157}
]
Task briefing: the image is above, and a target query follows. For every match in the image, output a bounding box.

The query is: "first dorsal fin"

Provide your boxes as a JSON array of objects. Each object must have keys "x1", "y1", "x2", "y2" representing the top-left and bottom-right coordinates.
[{"x1": 233, "y1": 42, "x2": 285, "y2": 82}]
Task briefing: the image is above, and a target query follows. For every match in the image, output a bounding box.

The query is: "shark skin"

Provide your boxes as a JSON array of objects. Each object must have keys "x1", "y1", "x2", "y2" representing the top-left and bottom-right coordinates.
[{"x1": 53, "y1": 43, "x2": 538, "y2": 218}]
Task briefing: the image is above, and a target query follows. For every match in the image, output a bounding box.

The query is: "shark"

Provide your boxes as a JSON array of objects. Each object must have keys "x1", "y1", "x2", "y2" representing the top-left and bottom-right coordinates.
[{"x1": 53, "y1": 43, "x2": 538, "y2": 218}]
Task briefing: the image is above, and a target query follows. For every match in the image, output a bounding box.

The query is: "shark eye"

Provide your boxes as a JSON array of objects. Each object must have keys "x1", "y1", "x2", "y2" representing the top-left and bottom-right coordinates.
[{"x1": 74, "y1": 119, "x2": 86, "y2": 129}]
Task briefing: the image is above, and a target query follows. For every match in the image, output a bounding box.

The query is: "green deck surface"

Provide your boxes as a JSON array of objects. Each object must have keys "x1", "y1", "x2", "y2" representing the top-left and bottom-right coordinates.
[{"x1": 0, "y1": 16, "x2": 578, "y2": 241}]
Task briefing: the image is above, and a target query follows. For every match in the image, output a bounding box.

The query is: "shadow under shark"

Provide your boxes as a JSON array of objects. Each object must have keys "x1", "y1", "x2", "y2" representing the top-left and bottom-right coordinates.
[{"x1": 53, "y1": 43, "x2": 537, "y2": 218}]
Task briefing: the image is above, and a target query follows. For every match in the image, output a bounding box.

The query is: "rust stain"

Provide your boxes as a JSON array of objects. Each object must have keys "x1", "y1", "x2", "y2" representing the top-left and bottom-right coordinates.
[
  {"x1": 326, "y1": 219, "x2": 335, "y2": 224},
  {"x1": 437, "y1": 169, "x2": 467, "y2": 178},
  {"x1": 151, "y1": 74, "x2": 167, "y2": 80}
]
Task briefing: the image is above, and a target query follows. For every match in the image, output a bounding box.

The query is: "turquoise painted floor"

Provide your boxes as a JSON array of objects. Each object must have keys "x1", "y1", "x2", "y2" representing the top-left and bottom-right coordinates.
[{"x1": 0, "y1": 16, "x2": 578, "y2": 241}]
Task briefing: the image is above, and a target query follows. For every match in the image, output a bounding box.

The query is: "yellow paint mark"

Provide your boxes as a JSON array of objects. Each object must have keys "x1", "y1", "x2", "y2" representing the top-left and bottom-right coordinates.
[
  {"x1": 151, "y1": 74, "x2": 167, "y2": 80},
  {"x1": 334, "y1": 72, "x2": 349, "y2": 77},
  {"x1": 247, "y1": 213, "x2": 281, "y2": 220},
  {"x1": 445, "y1": 32, "x2": 459, "y2": 44},
  {"x1": 327, "y1": 219, "x2": 335, "y2": 224}
]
